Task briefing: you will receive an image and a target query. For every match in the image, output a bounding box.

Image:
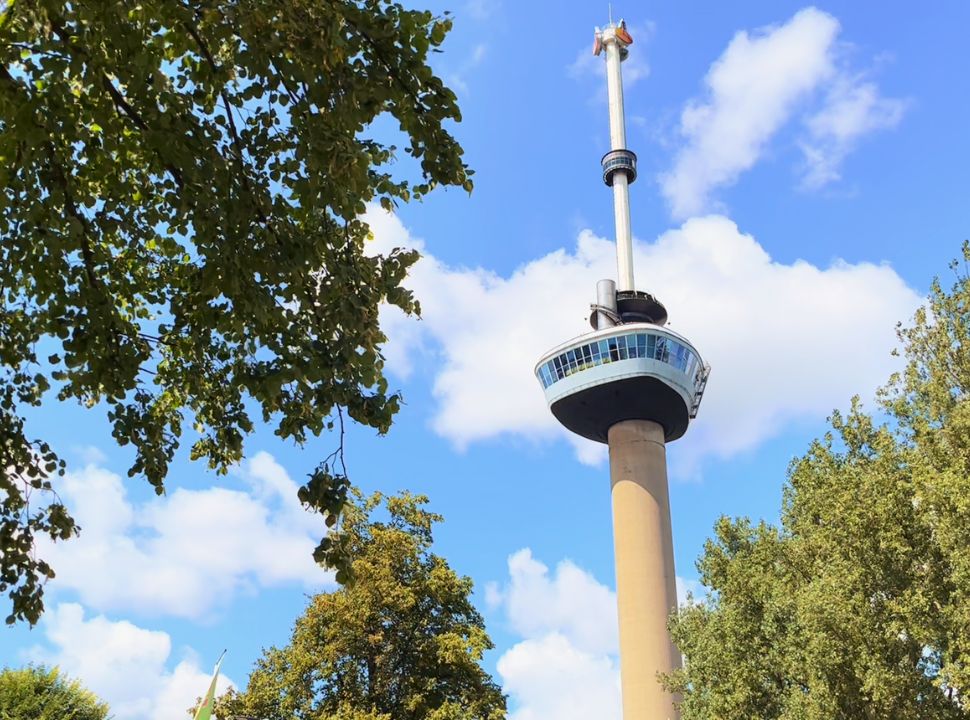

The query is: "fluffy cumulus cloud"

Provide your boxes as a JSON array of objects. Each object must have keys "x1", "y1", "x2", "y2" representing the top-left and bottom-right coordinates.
[
  {"x1": 485, "y1": 549, "x2": 704, "y2": 719},
  {"x1": 25, "y1": 603, "x2": 233, "y2": 720},
  {"x1": 486, "y1": 549, "x2": 705, "y2": 718},
  {"x1": 38, "y1": 451, "x2": 332, "y2": 618},
  {"x1": 499, "y1": 635, "x2": 621, "y2": 720},
  {"x1": 660, "y1": 8, "x2": 838, "y2": 217},
  {"x1": 487, "y1": 550, "x2": 622, "y2": 720},
  {"x1": 369, "y1": 207, "x2": 920, "y2": 470},
  {"x1": 490, "y1": 549, "x2": 619, "y2": 656},
  {"x1": 660, "y1": 7, "x2": 906, "y2": 217}
]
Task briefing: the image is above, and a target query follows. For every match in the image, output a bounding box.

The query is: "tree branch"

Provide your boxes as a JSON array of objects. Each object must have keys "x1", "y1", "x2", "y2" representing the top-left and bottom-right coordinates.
[
  {"x1": 45, "y1": 145, "x2": 101, "y2": 291},
  {"x1": 47, "y1": 17, "x2": 185, "y2": 191},
  {"x1": 326, "y1": 1, "x2": 430, "y2": 116}
]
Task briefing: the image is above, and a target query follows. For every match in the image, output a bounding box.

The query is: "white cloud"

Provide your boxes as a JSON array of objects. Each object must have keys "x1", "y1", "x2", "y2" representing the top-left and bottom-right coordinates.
[
  {"x1": 25, "y1": 603, "x2": 233, "y2": 720},
  {"x1": 488, "y1": 550, "x2": 621, "y2": 720},
  {"x1": 799, "y1": 75, "x2": 907, "y2": 189},
  {"x1": 39, "y1": 452, "x2": 332, "y2": 618},
  {"x1": 659, "y1": 8, "x2": 907, "y2": 216},
  {"x1": 488, "y1": 550, "x2": 708, "y2": 718},
  {"x1": 498, "y1": 634, "x2": 622, "y2": 720},
  {"x1": 660, "y1": 8, "x2": 840, "y2": 218},
  {"x1": 72, "y1": 445, "x2": 108, "y2": 465},
  {"x1": 488, "y1": 549, "x2": 618, "y2": 656},
  {"x1": 369, "y1": 207, "x2": 920, "y2": 471}
]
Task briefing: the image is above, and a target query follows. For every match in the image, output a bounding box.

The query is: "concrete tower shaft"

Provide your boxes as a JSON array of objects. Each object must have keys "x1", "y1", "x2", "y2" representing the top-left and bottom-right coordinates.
[{"x1": 610, "y1": 420, "x2": 681, "y2": 720}]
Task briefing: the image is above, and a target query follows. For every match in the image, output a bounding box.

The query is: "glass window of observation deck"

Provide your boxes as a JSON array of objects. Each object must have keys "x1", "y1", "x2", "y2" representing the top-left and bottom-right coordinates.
[{"x1": 537, "y1": 331, "x2": 701, "y2": 391}]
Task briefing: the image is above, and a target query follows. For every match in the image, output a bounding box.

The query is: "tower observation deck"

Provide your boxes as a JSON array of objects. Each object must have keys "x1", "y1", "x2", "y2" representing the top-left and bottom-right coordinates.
[{"x1": 533, "y1": 16, "x2": 709, "y2": 720}]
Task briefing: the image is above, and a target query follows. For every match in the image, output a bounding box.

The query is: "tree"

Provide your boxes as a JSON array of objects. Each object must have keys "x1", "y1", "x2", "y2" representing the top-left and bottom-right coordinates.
[
  {"x1": 0, "y1": 0, "x2": 470, "y2": 624},
  {"x1": 0, "y1": 664, "x2": 109, "y2": 720},
  {"x1": 215, "y1": 491, "x2": 507, "y2": 720},
  {"x1": 666, "y1": 244, "x2": 970, "y2": 719}
]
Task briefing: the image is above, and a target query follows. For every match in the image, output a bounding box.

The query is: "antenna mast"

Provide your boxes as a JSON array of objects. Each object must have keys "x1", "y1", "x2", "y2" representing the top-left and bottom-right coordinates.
[{"x1": 594, "y1": 18, "x2": 636, "y2": 292}]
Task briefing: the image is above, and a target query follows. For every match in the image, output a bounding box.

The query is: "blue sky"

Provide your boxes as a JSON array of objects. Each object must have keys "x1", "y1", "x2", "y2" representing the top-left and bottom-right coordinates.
[{"x1": 3, "y1": 2, "x2": 969, "y2": 717}]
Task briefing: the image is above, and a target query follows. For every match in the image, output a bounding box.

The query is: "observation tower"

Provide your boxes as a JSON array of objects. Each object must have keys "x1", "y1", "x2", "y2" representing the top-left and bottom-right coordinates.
[{"x1": 533, "y1": 18, "x2": 710, "y2": 720}]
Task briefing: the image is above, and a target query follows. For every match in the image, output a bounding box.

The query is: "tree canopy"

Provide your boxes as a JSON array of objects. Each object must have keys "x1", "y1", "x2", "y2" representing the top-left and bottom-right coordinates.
[
  {"x1": 0, "y1": 664, "x2": 109, "y2": 720},
  {"x1": 667, "y1": 244, "x2": 970, "y2": 719},
  {"x1": 215, "y1": 491, "x2": 507, "y2": 720},
  {"x1": 0, "y1": 0, "x2": 470, "y2": 624}
]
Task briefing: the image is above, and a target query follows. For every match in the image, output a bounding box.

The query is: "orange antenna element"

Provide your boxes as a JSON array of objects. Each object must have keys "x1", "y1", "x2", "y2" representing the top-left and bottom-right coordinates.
[
  {"x1": 593, "y1": 31, "x2": 604, "y2": 56},
  {"x1": 616, "y1": 22, "x2": 633, "y2": 45}
]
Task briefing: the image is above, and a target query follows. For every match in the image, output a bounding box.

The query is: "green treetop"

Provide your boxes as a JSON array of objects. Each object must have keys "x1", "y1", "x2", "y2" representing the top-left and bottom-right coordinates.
[
  {"x1": 216, "y1": 491, "x2": 507, "y2": 720},
  {"x1": 0, "y1": 665, "x2": 109, "y2": 720},
  {"x1": 0, "y1": 0, "x2": 470, "y2": 625},
  {"x1": 667, "y1": 244, "x2": 970, "y2": 719}
]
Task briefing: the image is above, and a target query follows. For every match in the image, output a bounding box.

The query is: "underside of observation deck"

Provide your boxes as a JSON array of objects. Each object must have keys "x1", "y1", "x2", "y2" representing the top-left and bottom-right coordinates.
[{"x1": 550, "y1": 375, "x2": 690, "y2": 443}]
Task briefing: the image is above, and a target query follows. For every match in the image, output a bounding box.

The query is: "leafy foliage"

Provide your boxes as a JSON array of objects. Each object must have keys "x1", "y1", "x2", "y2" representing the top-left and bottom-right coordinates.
[
  {"x1": 667, "y1": 243, "x2": 970, "y2": 719},
  {"x1": 0, "y1": 0, "x2": 470, "y2": 624},
  {"x1": 216, "y1": 491, "x2": 507, "y2": 720},
  {"x1": 0, "y1": 664, "x2": 109, "y2": 720}
]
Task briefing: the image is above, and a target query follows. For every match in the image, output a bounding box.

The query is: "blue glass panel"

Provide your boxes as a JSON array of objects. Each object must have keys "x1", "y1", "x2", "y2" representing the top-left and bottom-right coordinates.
[
  {"x1": 618, "y1": 335, "x2": 628, "y2": 360},
  {"x1": 673, "y1": 344, "x2": 685, "y2": 370},
  {"x1": 599, "y1": 340, "x2": 611, "y2": 362},
  {"x1": 636, "y1": 334, "x2": 646, "y2": 358}
]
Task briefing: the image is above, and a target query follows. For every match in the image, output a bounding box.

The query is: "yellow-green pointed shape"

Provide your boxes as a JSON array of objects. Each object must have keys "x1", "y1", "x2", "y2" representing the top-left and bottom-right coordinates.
[{"x1": 193, "y1": 651, "x2": 226, "y2": 720}]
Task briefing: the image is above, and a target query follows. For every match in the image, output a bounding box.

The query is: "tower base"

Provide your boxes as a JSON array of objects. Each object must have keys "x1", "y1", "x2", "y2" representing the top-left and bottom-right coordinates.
[{"x1": 609, "y1": 420, "x2": 681, "y2": 720}]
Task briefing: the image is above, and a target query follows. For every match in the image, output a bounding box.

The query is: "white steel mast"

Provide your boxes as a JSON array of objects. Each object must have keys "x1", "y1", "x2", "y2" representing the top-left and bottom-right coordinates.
[{"x1": 594, "y1": 20, "x2": 636, "y2": 292}]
